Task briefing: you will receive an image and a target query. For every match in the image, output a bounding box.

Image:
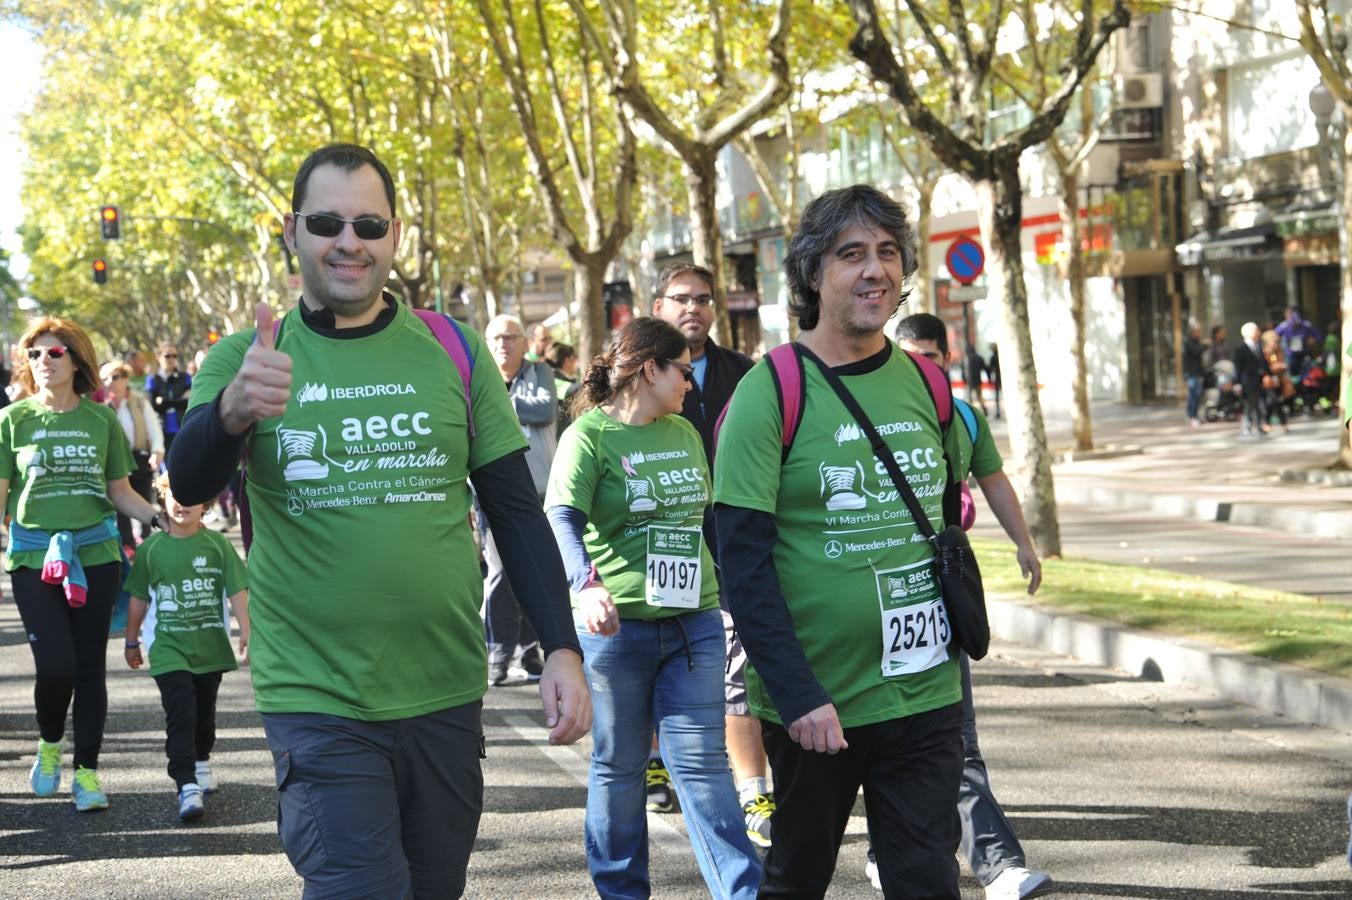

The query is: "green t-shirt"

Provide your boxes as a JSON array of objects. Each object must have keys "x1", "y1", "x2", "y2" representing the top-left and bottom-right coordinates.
[
  {"x1": 547, "y1": 407, "x2": 719, "y2": 619},
  {"x1": 125, "y1": 528, "x2": 249, "y2": 676},
  {"x1": 713, "y1": 344, "x2": 964, "y2": 728},
  {"x1": 188, "y1": 302, "x2": 528, "y2": 720},
  {"x1": 952, "y1": 400, "x2": 1003, "y2": 481},
  {"x1": 0, "y1": 397, "x2": 133, "y2": 571}
]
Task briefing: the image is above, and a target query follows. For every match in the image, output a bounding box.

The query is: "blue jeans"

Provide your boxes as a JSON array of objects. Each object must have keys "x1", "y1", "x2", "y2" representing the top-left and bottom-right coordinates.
[
  {"x1": 577, "y1": 608, "x2": 761, "y2": 900},
  {"x1": 1185, "y1": 374, "x2": 1203, "y2": 420}
]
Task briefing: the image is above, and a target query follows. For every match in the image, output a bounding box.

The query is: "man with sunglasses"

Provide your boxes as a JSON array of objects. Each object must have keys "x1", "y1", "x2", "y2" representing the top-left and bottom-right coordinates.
[
  {"x1": 145, "y1": 342, "x2": 190, "y2": 451},
  {"x1": 168, "y1": 143, "x2": 589, "y2": 899}
]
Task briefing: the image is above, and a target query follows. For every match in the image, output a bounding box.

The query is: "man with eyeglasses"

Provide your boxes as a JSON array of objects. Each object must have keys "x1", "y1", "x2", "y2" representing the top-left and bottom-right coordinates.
[
  {"x1": 651, "y1": 264, "x2": 770, "y2": 844},
  {"x1": 145, "y1": 342, "x2": 191, "y2": 451},
  {"x1": 168, "y1": 143, "x2": 589, "y2": 899},
  {"x1": 481, "y1": 314, "x2": 557, "y2": 685}
]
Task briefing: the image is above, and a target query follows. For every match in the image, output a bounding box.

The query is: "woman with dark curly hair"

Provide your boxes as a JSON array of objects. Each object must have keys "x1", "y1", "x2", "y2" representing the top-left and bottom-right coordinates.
[{"x1": 0, "y1": 317, "x2": 163, "y2": 811}]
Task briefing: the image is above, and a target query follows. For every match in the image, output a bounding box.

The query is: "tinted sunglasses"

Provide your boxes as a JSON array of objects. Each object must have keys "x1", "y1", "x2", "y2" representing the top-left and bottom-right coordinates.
[
  {"x1": 27, "y1": 346, "x2": 68, "y2": 361},
  {"x1": 294, "y1": 212, "x2": 391, "y2": 240}
]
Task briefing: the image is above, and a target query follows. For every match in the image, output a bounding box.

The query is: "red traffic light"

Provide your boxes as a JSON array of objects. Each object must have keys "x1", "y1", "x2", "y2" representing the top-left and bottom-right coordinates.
[
  {"x1": 100, "y1": 205, "x2": 121, "y2": 240},
  {"x1": 92, "y1": 258, "x2": 108, "y2": 284}
]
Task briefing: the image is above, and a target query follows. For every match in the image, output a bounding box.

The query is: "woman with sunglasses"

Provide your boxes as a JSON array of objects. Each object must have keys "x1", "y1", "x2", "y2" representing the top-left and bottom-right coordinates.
[
  {"x1": 0, "y1": 318, "x2": 163, "y2": 812},
  {"x1": 546, "y1": 317, "x2": 761, "y2": 899}
]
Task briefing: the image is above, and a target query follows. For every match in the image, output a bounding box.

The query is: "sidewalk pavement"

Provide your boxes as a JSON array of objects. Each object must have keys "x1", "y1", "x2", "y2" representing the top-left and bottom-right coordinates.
[{"x1": 976, "y1": 398, "x2": 1352, "y2": 735}]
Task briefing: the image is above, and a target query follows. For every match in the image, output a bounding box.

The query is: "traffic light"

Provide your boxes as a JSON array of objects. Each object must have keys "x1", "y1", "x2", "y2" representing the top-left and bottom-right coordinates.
[
  {"x1": 92, "y1": 258, "x2": 108, "y2": 284},
  {"x1": 207, "y1": 327, "x2": 220, "y2": 345},
  {"x1": 100, "y1": 206, "x2": 121, "y2": 240}
]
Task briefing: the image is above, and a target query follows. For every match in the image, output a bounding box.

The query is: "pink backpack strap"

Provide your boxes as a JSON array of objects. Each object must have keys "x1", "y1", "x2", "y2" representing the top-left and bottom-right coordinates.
[
  {"x1": 904, "y1": 350, "x2": 953, "y2": 431},
  {"x1": 712, "y1": 342, "x2": 805, "y2": 462},
  {"x1": 767, "y1": 344, "x2": 805, "y2": 456},
  {"x1": 413, "y1": 308, "x2": 476, "y2": 437}
]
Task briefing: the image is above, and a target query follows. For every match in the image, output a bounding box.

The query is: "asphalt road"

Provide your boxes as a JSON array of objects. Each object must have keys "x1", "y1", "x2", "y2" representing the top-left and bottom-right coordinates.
[{"x1": 2, "y1": 588, "x2": 1349, "y2": 899}]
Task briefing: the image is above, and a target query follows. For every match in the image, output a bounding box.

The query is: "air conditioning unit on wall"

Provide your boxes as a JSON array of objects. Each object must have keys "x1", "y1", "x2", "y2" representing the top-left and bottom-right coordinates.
[{"x1": 1116, "y1": 72, "x2": 1164, "y2": 109}]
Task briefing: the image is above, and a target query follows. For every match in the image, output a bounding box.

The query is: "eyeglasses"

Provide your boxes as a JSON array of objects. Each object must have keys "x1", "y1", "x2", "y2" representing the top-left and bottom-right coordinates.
[
  {"x1": 161, "y1": 353, "x2": 178, "y2": 359},
  {"x1": 662, "y1": 293, "x2": 715, "y2": 308},
  {"x1": 27, "y1": 346, "x2": 68, "y2": 361},
  {"x1": 294, "y1": 212, "x2": 392, "y2": 240}
]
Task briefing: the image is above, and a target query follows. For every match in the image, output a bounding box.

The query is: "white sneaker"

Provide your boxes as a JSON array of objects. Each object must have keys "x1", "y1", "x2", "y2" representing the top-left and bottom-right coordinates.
[
  {"x1": 177, "y1": 783, "x2": 205, "y2": 821},
  {"x1": 194, "y1": 761, "x2": 217, "y2": 794},
  {"x1": 864, "y1": 856, "x2": 881, "y2": 891},
  {"x1": 985, "y1": 866, "x2": 1052, "y2": 900}
]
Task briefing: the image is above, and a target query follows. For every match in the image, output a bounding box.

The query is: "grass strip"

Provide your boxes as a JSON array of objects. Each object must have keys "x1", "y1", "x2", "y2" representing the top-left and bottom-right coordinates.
[{"x1": 971, "y1": 537, "x2": 1352, "y2": 680}]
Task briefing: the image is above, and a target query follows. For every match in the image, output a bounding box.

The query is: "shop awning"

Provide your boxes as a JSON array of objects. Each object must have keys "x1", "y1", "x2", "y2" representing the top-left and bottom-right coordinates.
[{"x1": 1175, "y1": 223, "x2": 1280, "y2": 266}]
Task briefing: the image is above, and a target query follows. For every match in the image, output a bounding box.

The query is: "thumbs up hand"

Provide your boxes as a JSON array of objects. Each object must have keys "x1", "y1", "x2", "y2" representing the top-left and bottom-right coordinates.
[{"x1": 219, "y1": 302, "x2": 293, "y2": 435}]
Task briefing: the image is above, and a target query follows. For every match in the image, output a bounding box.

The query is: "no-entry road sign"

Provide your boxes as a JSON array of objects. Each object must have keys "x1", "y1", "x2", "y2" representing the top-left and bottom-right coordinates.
[{"x1": 945, "y1": 236, "x2": 985, "y2": 285}]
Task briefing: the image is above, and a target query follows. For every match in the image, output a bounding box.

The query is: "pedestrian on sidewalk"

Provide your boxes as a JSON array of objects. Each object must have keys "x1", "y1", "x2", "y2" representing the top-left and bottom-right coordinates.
[
  {"x1": 1232, "y1": 322, "x2": 1270, "y2": 438},
  {"x1": 1183, "y1": 321, "x2": 1205, "y2": 427},
  {"x1": 124, "y1": 472, "x2": 249, "y2": 822},
  {"x1": 482, "y1": 314, "x2": 557, "y2": 686},
  {"x1": 1, "y1": 317, "x2": 165, "y2": 813}
]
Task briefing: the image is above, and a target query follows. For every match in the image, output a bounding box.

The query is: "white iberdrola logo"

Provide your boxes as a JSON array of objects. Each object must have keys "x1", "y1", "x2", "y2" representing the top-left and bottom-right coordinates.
[
  {"x1": 834, "y1": 423, "x2": 863, "y2": 446},
  {"x1": 192, "y1": 555, "x2": 207, "y2": 569},
  {"x1": 296, "y1": 382, "x2": 329, "y2": 406}
]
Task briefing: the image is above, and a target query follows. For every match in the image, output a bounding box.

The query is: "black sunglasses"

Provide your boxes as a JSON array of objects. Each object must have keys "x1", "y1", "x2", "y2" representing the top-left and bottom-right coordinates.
[{"x1": 294, "y1": 212, "x2": 391, "y2": 240}]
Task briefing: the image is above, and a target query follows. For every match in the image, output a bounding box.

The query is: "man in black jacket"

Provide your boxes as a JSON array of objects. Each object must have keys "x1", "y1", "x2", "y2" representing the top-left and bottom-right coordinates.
[
  {"x1": 652, "y1": 263, "x2": 771, "y2": 846},
  {"x1": 1232, "y1": 321, "x2": 1270, "y2": 437}
]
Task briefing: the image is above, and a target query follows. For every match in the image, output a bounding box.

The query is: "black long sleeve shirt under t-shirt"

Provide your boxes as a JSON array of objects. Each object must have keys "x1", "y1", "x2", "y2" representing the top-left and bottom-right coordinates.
[{"x1": 168, "y1": 297, "x2": 580, "y2": 658}]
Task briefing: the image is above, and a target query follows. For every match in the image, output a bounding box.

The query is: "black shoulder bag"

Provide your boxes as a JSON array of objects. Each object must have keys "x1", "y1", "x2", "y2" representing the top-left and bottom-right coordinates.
[{"x1": 797, "y1": 344, "x2": 990, "y2": 661}]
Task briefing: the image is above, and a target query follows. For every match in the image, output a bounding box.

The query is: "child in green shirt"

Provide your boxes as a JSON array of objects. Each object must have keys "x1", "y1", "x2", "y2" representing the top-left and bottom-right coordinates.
[{"x1": 125, "y1": 473, "x2": 249, "y2": 821}]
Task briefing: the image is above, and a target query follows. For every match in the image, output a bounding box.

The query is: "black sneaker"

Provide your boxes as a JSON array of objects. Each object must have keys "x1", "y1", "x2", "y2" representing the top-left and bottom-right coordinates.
[
  {"x1": 519, "y1": 647, "x2": 544, "y2": 683},
  {"x1": 488, "y1": 662, "x2": 510, "y2": 686}
]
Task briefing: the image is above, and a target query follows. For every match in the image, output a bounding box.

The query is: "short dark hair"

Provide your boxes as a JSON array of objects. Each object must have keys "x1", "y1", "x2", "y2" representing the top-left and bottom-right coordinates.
[
  {"x1": 895, "y1": 313, "x2": 948, "y2": 356},
  {"x1": 784, "y1": 185, "x2": 918, "y2": 330},
  {"x1": 655, "y1": 263, "x2": 715, "y2": 298},
  {"x1": 544, "y1": 342, "x2": 576, "y2": 369},
  {"x1": 292, "y1": 144, "x2": 396, "y2": 217}
]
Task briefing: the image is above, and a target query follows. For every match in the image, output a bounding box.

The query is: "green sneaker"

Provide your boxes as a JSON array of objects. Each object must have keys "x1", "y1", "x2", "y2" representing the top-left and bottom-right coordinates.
[
  {"x1": 29, "y1": 739, "x2": 62, "y2": 797},
  {"x1": 71, "y1": 766, "x2": 109, "y2": 812}
]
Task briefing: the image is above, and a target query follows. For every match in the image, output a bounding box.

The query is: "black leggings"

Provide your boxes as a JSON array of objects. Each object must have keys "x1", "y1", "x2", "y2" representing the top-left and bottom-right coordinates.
[
  {"x1": 11, "y1": 562, "x2": 122, "y2": 770},
  {"x1": 154, "y1": 669, "x2": 223, "y2": 789}
]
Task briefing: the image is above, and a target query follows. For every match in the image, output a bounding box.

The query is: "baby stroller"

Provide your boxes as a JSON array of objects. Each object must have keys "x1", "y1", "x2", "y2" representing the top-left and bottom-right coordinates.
[
  {"x1": 1203, "y1": 359, "x2": 1242, "y2": 422},
  {"x1": 1292, "y1": 361, "x2": 1338, "y2": 416}
]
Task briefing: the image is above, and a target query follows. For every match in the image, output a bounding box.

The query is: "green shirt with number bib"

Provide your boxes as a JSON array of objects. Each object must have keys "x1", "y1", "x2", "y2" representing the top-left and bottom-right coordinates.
[
  {"x1": 188, "y1": 302, "x2": 528, "y2": 720},
  {"x1": 0, "y1": 397, "x2": 132, "y2": 572},
  {"x1": 714, "y1": 344, "x2": 964, "y2": 728},
  {"x1": 546, "y1": 407, "x2": 719, "y2": 618},
  {"x1": 125, "y1": 528, "x2": 249, "y2": 677}
]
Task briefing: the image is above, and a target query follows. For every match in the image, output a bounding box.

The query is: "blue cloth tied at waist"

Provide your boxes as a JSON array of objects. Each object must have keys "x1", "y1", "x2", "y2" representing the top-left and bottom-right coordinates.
[{"x1": 7, "y1": 518, "x2": 120, "y2": 608}]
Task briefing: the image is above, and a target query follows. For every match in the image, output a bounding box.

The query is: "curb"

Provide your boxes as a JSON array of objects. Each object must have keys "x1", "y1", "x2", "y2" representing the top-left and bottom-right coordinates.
[
  {"x1": 1056, "y1": 481, "x2": 1352, "y2": 540},
  {"x1": 989, "y1": 595, "x2": 1352, "y2": 735}
]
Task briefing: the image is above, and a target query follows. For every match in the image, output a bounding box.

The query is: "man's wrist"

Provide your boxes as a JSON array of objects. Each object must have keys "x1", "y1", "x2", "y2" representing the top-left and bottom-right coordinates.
[{"x1": 125, "y1": 640, "x2": 140, "y2": 649}]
